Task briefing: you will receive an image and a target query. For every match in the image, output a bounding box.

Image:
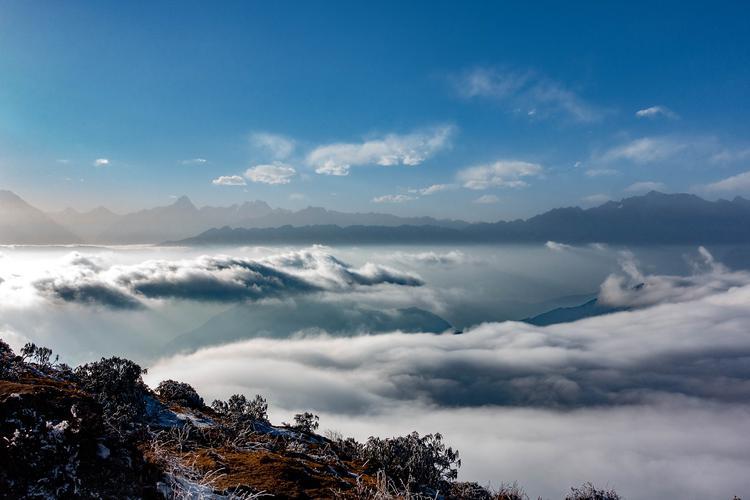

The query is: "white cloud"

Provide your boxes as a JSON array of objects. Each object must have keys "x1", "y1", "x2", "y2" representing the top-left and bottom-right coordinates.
[
  {"x1": 710, "y1": 148, "x2": 750, "y2": 164},
  {"x1": 413, "y1": 183, "x2": 457, "y2": 196},
  {"x1": 457, "y1": 160, "x2": 543, "y2": 190},
  {"x1": 181, "y1": 158, "x2": 208, "y2": 165},
  {"x1": 600, "y1": 137, "x2": 687, "y2": 164},
  {"x1": 388, "y1": 250, "x2": 467, "y2": 266},
  {"x1": 473, "y1": 194, "x2": 499, "y2": 204},
  {"x1": 250, "y1": 132, "x2": 296, "y2": 160},
  {"x1": 456, "y1": 67, "x2": 602, "y2": 122},
  {"x1": 289, "y1": 193, "x2": 307, "y2": 201},
  {"x1": 372, "y1": 194, "x2": 416, "y2": 204},
  {"x1": 703, "y1": 170, "x2": 750, "y2": 193},
  {"x1": 212, "y1": 175, "x2": 246, "y2": 186},
  {"x1": 625, "y1": 181, "x2": 666, "y2": 193},
  {"x1": 307, "y1": 126, "x2": 453, "y2": 176},
  {"x1": 598, "y1": 247, "x2": 744, "y2": 308},
  {"x1": 545, "y1": 241, "x2": 573, "y2": 252},
  {"x1": 635, "y1": 105, "x2": 678, "y2": 119},
  {"x1": 244, "y1": 163, "x2": 296, "y2": 185},
  {"x1": 585, "y1": 168, "x2": 619, "y2": 177},
  {"x1": 93, "y1": 158, "x2": 110, "y2": 167},
  {"x1": 581, "y1": 194, "x2": 611, "y2": 206},
  {"x1": 21, "y1": 248, "x2": 423, "y2": 310}
]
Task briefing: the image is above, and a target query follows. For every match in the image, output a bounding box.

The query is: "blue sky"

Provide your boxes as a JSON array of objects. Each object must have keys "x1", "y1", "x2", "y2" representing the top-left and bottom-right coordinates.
[{"x1": 0, "y1": 1, "x2": 749, "y2": 219}]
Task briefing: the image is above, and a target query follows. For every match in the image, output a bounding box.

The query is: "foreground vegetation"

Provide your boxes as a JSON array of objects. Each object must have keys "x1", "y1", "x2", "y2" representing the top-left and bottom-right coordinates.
[{"x1": 0, "y1": 338, "x2": 735, "y2": 499}]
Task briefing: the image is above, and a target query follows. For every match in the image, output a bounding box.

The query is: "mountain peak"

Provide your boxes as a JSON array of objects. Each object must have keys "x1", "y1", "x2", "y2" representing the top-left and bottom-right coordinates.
[
  {"x1": 0, "y1": 189, "x2": 25, "y2": 205},
  {"x1": 170, "y1": 195, "x2": 196, "y2": 210}
]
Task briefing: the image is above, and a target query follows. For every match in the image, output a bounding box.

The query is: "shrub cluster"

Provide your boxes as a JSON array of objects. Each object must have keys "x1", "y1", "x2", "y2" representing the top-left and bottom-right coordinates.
[
  {"x1": 359, "y1": 431, "x2": 460, "y2": 492},
  {"x1": 156, "y1": 379, "x2": 204, "y2": 409},
  {"x1": 565, "y1": 482, "x2": 622, "y2": 500},
  {"x1": 292, "y1": 411, "x2": 320, "y2": 433},
  {"x1": 211, "y1": 393, "x2": 269, "y2": 424},
  {"x1": 74, "y1": 356, "x2": 148, "y2": 438}
]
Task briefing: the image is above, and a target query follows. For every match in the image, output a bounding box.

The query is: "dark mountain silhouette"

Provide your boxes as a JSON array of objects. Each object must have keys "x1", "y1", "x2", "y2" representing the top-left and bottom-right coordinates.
[
  {"x1": 171, "y1": 192, "x2": 750, "y2": 246},
  {"x1": 0, "y1": 190, "x2": 82, "y2": 244},
  {"x1": 239, "y1": 206, "x2": 470, "y2": 230},
  {"x1": 165, "y1": 301, "x2": 453, "y2": 354},
  {"x1": 3, "y1": 190, "x2": 750, "y2": 245},
  {"x1": 523, "y1": 298, "x2": 627, "y2": 326},
  {"x1": 462, "y1": 191, "x2": 750, "y2": 244}
]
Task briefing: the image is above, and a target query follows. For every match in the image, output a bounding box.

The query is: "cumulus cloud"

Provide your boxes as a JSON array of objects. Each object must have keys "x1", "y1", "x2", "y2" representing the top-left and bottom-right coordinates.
[
  {"x1": 212, "y1": 175, "x2": 246, "y2": 186},
  {"x1": 244, "y1": 163, "x2": 296, "y2": 184},
  {"x1": 372, "y1": 194, "x2": 416, "y2": 203},
  {"x1": 624, "y1": 181, "x2": 666, "y2": 193},
  {"x1": 307, "y1": 126, "x2": 453, "y2": 176},
  {"x1": 93, "y1": 158, "x2": 110, "y2": 167},
  {"x1": 473, "y1": 194, "x2": 499, "y2": 204},
  {"x1": 598, "y1": 247, "x2": 747, "y2": 308},
  {"x1": 250, "y1": 132, "x2": 296, "y2": 160},
  {"x1": 455, "y1": 67, "x2": 602, "y2": 122},
  {"x1": 457, "y1": 160, "x2": 543, "y2": 190},
  {"x1": 635, "y1": 105, "x2": 678, "y2": 119},
  {"x1": 26, "y1": 248, "x2": 423, "y2": 309},
  {"x1": 702, "y1": 170, "x2": 750, "y2": 193}
]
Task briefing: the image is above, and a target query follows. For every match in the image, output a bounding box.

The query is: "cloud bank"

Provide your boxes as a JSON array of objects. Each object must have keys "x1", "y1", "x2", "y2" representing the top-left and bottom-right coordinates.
[
  {"x1": 148, "y1": 248, "x2": 750, "y2": 412},
  {"x1": 25, "y1": 248, "x2": 423, "y2": 309}
]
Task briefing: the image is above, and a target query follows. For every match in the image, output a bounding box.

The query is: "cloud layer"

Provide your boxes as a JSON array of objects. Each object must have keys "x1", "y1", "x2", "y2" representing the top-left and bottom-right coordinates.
[
  {"x1": 148, "y1": 248, "x2": 750, "y2": 412},
  {"x1": 27, "y1": 248, "x2": 423, "y2": 309}
]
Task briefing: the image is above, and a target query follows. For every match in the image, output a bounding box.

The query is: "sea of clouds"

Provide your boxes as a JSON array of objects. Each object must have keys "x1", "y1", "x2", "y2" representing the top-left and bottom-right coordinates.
[
  {"x1": 1, "y1": 244, "x2": 749, "y2": 498},
  {"x1": 143, "y1": 246, "x2": 750, "y2": 499}
]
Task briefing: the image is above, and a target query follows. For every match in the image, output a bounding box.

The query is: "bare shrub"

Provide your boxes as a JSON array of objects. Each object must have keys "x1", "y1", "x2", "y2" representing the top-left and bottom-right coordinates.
[
  {"x1": 360, "y1": 431, "x2": 460, "y2": 492},
  {"x1": 565, "y1": 482, "x2": 621, "y2": 500}
]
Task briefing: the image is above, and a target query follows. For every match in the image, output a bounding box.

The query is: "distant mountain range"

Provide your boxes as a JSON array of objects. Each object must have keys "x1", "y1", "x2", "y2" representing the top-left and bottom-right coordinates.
[
  {"x1": 0, "y1": 190, "x2": 82, "y2": 244},
  {"x1": 172, "y1": 191, "x2": 750, "y2": 246},
  {"x1": 0, "y1": 190, "x2": 467, "y2": 244},
  {"x1": 2, "y1": 189, "x2": 750, "y2": 245}
]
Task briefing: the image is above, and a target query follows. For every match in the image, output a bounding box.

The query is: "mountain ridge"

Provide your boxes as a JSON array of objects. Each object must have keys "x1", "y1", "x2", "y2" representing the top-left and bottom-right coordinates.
[
  {"x1": 169, "y1": 191, "x2": 750, "y2": 246},
  {"x1": 3, "y1": 189, "x2": 750, "y2": 245}
]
